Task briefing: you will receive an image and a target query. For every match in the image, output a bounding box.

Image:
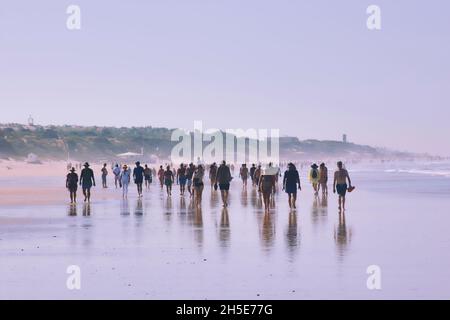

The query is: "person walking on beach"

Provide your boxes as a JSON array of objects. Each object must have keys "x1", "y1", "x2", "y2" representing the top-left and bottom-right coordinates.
[
  {"x1": 193, "y1": 165, "x2": 205, "y2": 206},
  {"x1": 333, "y1": 161, "x2": 353, "y2": 212},
  {"x1": 173, "y1": 164, "x2": 179, "y2": 185},
  {"x1": 239, "y1": 164, "x2": 249, "y2": 188},
  {"x1": 113, "y1": 164, "x2": 121, "y2": 189},
  {"x1": 186, "y1": 163, "x2": 196, "y2": 198},
  {"x1": 259, "y1": 167, "x2": 276, "y2": 212},
  {"x1": 144, "y1": 164, "x2": 152, "y2": 189},
  {"x1": 215, "y1": 161, "x2": 232, "y2": 207},
  {"x1": 309, "y1": 163, "x2": 320, "y2": 196},
  {"x1": 318, "y1": 163, "x2": 328, "y2": 196},
  {"x1": 267, "y1": 162, "x2": 281, "y2": 194},
  {"x1": 133, "y1": 161, "x2": 145, "y2": 197},
  {"x1": 177, "y1": 163, "x2": 187, "y2": 196},
  {"x1": 164, "y1": 165, "x2": 174, "y2": 196},
  {"x1": 254, "y1": 165, "x2": 262, "y2": 190},
  {"x1": 120, "y1": 164, "x2": 131, "y2": 199},
  {"x1": 158, "y1": 165, "x2": 165, "y2": 188},
  {"x1": 66, "y1": 167, "x2": 79, "y2": 203},
  {"x1": 283, "y1": 163, "x2": 301, "y2": 209},
  {"x1": 209, "y1": 162, "x2": 218, "y2": 189},
  {"x1": 80, "y1": 162, "x2": 95, "y2": 202},
  {"x1": 250, "y1": 164, "x2": 257, "y2": 187},
  {"x1": 101, "y1": 163, "x2": 108, "y2": 188}
]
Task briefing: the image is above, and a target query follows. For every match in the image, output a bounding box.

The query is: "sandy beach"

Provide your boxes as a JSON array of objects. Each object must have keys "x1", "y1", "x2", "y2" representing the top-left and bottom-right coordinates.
[{"x1": 1, "y1": 161, "x2": 450, "y2": 299}]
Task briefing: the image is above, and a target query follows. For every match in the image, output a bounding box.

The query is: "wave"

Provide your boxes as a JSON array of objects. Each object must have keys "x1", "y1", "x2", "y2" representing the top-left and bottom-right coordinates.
[{"x1": 384, "y1": 169, "x2": 450, "y2": 177}]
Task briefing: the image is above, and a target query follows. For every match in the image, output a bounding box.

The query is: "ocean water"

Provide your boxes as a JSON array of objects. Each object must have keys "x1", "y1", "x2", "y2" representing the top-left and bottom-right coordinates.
[{"x1": 1, "y1": 161, "x2": 450, "y2": 299}]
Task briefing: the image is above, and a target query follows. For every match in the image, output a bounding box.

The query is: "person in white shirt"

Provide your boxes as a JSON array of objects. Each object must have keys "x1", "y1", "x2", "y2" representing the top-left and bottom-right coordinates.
[{"x1": 120, "y1": 165, "x2": 131, "y2": 199}]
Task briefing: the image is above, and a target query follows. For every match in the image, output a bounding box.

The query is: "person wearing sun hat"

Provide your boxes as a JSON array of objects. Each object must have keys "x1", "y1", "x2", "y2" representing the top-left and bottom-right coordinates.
[
  {"x1": 120, "y1": 164, "x2": 131, "y2": 199},
  {"x1": 309, "y1": 163, "x2": 320, "y2": 196},
  {"x1": 66, "y1": 167, "x2": 79, "y2": 203},
  {"x1": 80, "y1": 162, "x2": 96, "y2": 202}
]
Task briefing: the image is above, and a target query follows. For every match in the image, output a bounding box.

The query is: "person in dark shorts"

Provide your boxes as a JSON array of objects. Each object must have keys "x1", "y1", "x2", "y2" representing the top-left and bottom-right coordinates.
[
  {"x1": 186, "y1": 163, "x2": 196, "y2": 197},
  {"x1": 333, "y1": 161, "x2": 353, "y2": 212},
  {"x1": 164, "y1": 165, "x2": 174, "y2": 196},
  {"x1": 249, "y1": 164, "x2": 256, "y2": 186},
  {"x1": 158, "y1": 165, "x2": 165, "y2": 188},
  {"x1": 215, "y1": 161, "x2": 232, "y2": 207},
  {"x1": 239, "y1": 164, "x2": 249, "y2": 188},
  {"x1": 283, "y1": 163, "x2": 301, "y2": 209},
  {"x1": 209, "y1": 162, "x2": 218, "y2": 189},
  {"x1": 66, "y1": 167, "x2": 79, "y2": 203},
  {"x1": 80, "y1": 162, "x2": 95, "y2": 202},
  {"x1": 144, "y1": 164, "x2": 152, "y2": 189},
  {"x1": 259, "y1": 169, "x2": 276, "y2": 212},
  {"x1": 177, "y1": 163, "x2": 187, "y2": 196},
  {"x1": 133, "y1": 161, "x2": 145, "y2": 197}
]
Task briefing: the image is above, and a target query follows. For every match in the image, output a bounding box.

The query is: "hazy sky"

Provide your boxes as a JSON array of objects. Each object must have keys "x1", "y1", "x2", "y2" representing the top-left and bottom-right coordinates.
[{"x1": 1, "y1": 1, "x2": 449, "y2": 155}]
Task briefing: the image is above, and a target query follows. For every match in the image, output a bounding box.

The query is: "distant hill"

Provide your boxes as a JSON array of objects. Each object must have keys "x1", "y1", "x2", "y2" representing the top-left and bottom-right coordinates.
[{"x1": 0, "y1": 123, "x2": 430, "y2": 162}]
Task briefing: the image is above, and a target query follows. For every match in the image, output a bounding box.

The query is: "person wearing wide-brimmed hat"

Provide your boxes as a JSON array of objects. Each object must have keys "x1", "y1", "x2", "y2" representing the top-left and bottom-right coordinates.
[
  {"x1": 66, "y1": 167, "x2": 79, "y2": 203},
  {"x1": 120, "y1": 164, "x2": 131, "y2": 199},
  {"x1": 80, "y1": 162, "x2": 96, "y2": 202},
  {"x1": 309, "y1": 163, "x2": 320, "y2": 196}
]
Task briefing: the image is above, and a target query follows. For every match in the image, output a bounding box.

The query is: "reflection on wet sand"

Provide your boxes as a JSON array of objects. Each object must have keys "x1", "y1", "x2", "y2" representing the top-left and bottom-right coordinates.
[
  {"x1": 311, "y1": 194, "x2": 328, "y2": 228},
  {"x1": 82, "y1": 203, "x2": 91, "y2": 216},
  {"x1": 193, "y1": 207, "x2": 203, "y2": 247},
  {"x1": 334, "y1": 212, "x2": 352, "y2": 262},
  {"x1": 218, "y1": 208, "x2": 230, "y2": 247},
  {"x1": 165, "y1": 196, "x2": 173, "y2": 212},
  {"x1": 240, "y1": 189, "x2": 248, "y2": 207},
  {"x1": 179, "y1": 196, "x2": 187, "y2": 213},
  {"x1": 121, "y1": 200, "x2": 130, "y2": 216},
  {"x1": 209, "y1": 191, "x2": 220, "y2": 208},
  {"x1": 260, "y1": 212, "x2": 275, "y2": 251},
  {"x1": 250, "y1": 188, "x2": 258, "y2": 208},
  {"x1": 134, "y1": 199, "x2": 144, "y2": 216},
  {"x1": 320, "y1": 194, "x2": 328, "y2": 210},
  {"x1": 62, "y1": 181, "x2": 354, "y2": 260},
  {"x1": 286, "y1": 211, "x2": 299, "y2": 258},
  {"x1": 68, "y1": 203, "x2": 77, "y2": 216}
]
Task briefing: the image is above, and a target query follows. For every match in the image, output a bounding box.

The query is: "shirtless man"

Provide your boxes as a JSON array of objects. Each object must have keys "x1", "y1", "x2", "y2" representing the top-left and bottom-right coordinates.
[
  {"x1": 157, "y1": 165, "x2": 165, "y2": 188},
  {"x1": 318, "y1": 163, "x2": 328, "y2": 196},
  {"x1": 333, "y1": 161, "x2": 352, "y2": 212}
]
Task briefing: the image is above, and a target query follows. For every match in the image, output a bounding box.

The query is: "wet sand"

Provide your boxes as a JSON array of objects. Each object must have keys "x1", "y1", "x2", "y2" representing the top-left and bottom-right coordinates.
[{"x1": 1, "y1": 164, "x2": 450, "y2": 299}]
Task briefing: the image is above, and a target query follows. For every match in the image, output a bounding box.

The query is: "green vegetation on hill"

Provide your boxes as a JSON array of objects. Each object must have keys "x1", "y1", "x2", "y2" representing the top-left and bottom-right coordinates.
[{"x1": 0, "y1": 123, "x2": 417, "y2": 161}]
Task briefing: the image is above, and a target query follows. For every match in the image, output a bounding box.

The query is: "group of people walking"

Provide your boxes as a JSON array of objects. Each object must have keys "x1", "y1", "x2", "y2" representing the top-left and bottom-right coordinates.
[{"x1": 66, "y1": 160, "x2": 353, "y2": 212}]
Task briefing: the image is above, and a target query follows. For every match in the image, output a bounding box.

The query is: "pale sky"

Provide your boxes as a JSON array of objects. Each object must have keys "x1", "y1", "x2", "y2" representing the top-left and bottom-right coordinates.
[{"x1": 1, "y1": 0, "x2": 449, "y2": 155}]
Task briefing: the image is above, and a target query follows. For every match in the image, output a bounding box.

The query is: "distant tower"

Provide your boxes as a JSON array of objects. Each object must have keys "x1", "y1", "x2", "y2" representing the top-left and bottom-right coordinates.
[
  {"x1": 342, "y1": 134, "x2": 347, "y2": 143},
  {"x1": 28, "y1": 115, "x2": 34, "y2": 126}
]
